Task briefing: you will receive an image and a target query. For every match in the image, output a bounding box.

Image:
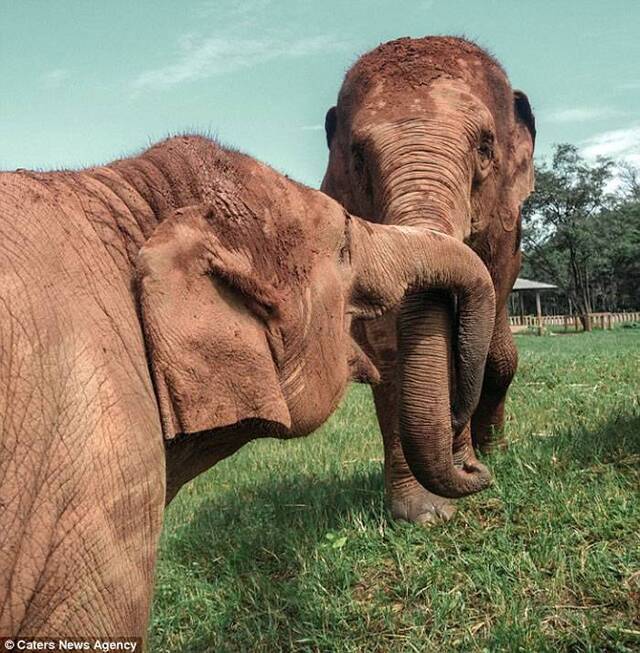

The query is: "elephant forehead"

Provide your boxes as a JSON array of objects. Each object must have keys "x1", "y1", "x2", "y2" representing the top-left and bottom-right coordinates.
[
  {"x1": 427, "y1": 79, "x2": 495, "y2": 124},
  {"x1": 349, "y1": 76, "x2": 491, "y2": 127}
]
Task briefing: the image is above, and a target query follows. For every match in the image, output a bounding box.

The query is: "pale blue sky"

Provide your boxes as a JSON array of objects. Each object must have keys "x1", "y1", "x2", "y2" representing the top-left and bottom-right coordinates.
[{"x1": 2, "y1": 1, "x2": 639, "y2": 186}]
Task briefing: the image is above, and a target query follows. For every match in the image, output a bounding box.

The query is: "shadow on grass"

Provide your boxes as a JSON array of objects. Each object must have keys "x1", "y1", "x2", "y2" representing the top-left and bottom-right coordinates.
[
  {"x1": 153, "y1": 468, "x2": 390, "y2": 649},
  {"x1": 166, "y1": 411, "x2": 640, "y2": 563},
  {"x1": 541, "y1": 412, "x2": 640, "y2": 468},
  {"x1": 153, "y1": 414, "x2": 640, "y2": 651},
  {"x1": 164, "y1": 465, "x2": 387, "y2": 563}
]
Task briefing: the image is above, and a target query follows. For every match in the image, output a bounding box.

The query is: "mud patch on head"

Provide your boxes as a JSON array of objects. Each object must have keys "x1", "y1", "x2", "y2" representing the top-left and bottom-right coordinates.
[
  {"x1": 345, "y1": 37, "x2": 504, "y2": 95},
  {"x1": 198, "y1": 166, "x2": 313, "y2": 298}
]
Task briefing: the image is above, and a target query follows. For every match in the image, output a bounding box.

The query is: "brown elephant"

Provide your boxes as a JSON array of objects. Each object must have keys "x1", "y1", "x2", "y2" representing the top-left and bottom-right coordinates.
[
  {"x1": 322, "y1": 36, "x2": 536, "y2": 523},
  {"x1": 0, "y1": 135, "x2": 494, "y2": 641}
]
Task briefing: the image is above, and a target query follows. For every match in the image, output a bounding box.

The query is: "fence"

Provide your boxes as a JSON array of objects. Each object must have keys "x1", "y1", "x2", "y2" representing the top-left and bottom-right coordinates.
[{"x1": 509, "y1": 311, "x2": 640, "y2": 332}]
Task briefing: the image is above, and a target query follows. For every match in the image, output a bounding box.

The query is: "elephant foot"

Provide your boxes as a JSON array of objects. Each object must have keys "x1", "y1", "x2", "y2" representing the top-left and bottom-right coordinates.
[
  {"x1": 475, "y1": 433, "x2": 508, "y2": 456},
  {"x1": 389, "y1": 486, "x2": 456, "y2": 524}
]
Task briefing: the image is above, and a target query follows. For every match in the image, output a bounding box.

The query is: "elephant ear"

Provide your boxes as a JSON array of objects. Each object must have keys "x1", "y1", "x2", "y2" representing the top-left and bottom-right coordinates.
[
  {"x1": 500, "y1": 90, "x2": 536, "y2": 234},
  {"x1": 137, "y1": 205, "x2": 291, "y2": 440},
  {"x1": 325, "y1": 106, "x2": 337, "y2": 148},
  {"x1": 514, "y1": 90, "x2": 536, "y2": 145},
  {"x1": 512, "y1": 89, "x2": 536, "y2": 201}
]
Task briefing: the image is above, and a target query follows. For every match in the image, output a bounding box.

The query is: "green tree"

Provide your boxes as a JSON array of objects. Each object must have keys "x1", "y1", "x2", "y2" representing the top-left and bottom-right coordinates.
[
  {"x1": 522, "y1": 144, "x2": 619, "y2": 330},
  {"x1": 594, "y1": 199, "x2": 640, "y2": 310}
]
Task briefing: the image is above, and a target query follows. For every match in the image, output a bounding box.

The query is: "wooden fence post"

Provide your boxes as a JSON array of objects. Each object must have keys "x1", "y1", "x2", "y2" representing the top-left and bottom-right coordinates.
[{"x1": 536, "y1": 291, "x2": 543, "y2": 336}]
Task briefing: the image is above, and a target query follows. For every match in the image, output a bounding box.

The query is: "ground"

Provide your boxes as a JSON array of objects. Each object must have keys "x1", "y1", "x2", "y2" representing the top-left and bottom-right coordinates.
[{"x1": 150, "y1": 329, "x2": 640, "y2": 652}]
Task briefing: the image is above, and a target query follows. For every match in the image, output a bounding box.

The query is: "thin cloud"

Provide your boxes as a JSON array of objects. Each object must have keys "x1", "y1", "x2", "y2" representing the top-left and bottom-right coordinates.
[
  {"x1": 545, "y1": 107, "x2": 619, "y2": 124},
  {"x1": 131, "y1": 33, "x2": 346, "y2": 91},
  {"x1": 197, "y1": 0, "x2": 271, "y2": 19},
  {"x1": 581, "y1": 125, "x2": 640, "y2": 162},
  {"x1": 618, "y1": 80, "x2": 640, "y2": 90},
  {"x1": 41, "y1": 68, "x2": 70, "y2": 89}
]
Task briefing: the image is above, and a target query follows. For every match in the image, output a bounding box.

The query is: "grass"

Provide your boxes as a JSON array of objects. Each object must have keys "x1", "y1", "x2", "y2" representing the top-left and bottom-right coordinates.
[{"x1": 149, "y1": 329, "x2": 640, "y2": 652}]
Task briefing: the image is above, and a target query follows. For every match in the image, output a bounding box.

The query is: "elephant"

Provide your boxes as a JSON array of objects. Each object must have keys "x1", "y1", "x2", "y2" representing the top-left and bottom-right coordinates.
[
  {"x1": 321, "y1": 36, "x2": 536, "y2": 523},
  {"x1": 0, "y1": 134, "x2": 495, "y2": 641}
]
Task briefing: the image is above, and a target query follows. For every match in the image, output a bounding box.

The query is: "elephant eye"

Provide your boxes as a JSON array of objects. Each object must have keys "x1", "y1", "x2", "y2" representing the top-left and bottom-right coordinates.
[
  {"x1": 477, "y1": 132, "x2": 494, "y2": 161},
  {"x1": 474, "y1": 131, "x2": 495, "y2": 184}
]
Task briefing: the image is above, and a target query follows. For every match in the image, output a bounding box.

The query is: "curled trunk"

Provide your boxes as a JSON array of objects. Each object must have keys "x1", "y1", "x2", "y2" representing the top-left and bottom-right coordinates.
[{"x1": 351, "y1": 219, "x2": 495, "y2": 497}]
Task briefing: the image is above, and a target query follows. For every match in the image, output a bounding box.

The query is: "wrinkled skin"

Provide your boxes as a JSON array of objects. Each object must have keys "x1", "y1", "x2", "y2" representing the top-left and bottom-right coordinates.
[
  {"x1": 0, "y1": 135, "x2": 494, "y2": 640},
  {"x1": 322, "y1": 37, "x2": 536, "y2": 522}
]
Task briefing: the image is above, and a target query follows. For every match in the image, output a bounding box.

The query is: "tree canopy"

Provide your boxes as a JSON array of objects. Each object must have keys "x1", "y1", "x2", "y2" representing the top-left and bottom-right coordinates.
[{"x1": 521, "y1": 144, "x2": 640, "y2": 328}]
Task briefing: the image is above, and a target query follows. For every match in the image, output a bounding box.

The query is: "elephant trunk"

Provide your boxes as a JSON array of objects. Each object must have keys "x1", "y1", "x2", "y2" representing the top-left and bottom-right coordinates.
[
  {"x1": 352, "y1": 118, "x2": 494, "y2": 497},
  {"x1": 351, "y1": 218, "x2": 495, "y2": 498}
]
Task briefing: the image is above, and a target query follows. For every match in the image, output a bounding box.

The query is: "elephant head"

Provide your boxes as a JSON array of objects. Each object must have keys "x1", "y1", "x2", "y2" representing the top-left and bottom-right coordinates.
[
  {"x1": 136, "y1": 150, "x2": 495, "y2": 460},
  {"x1": 322, "y1": 37, "x2": 535, "y2": 497}
]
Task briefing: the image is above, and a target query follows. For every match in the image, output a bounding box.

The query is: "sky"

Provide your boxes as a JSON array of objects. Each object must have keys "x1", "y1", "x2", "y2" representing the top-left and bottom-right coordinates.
[{"x1": 2, "y1": 0, "x2": 639, "y2": 187}]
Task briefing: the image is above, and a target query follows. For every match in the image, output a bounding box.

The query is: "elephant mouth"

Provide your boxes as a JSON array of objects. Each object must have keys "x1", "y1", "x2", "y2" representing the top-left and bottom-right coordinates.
[{"x1": 348, "y1": 338, "x2": 381, "y2": 384}]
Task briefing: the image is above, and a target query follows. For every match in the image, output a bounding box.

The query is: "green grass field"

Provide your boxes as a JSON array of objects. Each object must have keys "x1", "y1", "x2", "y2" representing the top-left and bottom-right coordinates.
[{"x1": 149, "y1": 329, "x2": 640, "y2": 652}]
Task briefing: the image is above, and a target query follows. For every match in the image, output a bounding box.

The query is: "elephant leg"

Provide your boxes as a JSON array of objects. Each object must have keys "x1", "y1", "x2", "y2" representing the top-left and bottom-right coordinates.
[
  {"x1": 472, "y1": 308, "x2": 518, "y2": 453},
  {"x1": 357, "y1": 316, "x2": 455, "y2": 524},
  {"x1": 0, "y1": 423, "x2": 165, "y2": 639},
  {"x1": 0, "y1": 340, "x2": 165, "y2": 640},
  {"x1": 373, "y1": 380, "x2": 456, "y2": 524}
]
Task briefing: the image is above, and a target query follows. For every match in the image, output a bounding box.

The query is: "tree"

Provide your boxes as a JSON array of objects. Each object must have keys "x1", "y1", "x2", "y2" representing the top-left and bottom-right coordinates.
[
  {"x1": 619, "y1": 161, "x2": 640, "y2": 201},
  {"x1": 522, "y1": 146, "x2": 640, "y2": 321},
  {"x1": 594, "y1": 200, "x2": 640, "y2": 310},
  {"x1": 522, "y1": 144, "x2": 618, "y2": 330}
]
